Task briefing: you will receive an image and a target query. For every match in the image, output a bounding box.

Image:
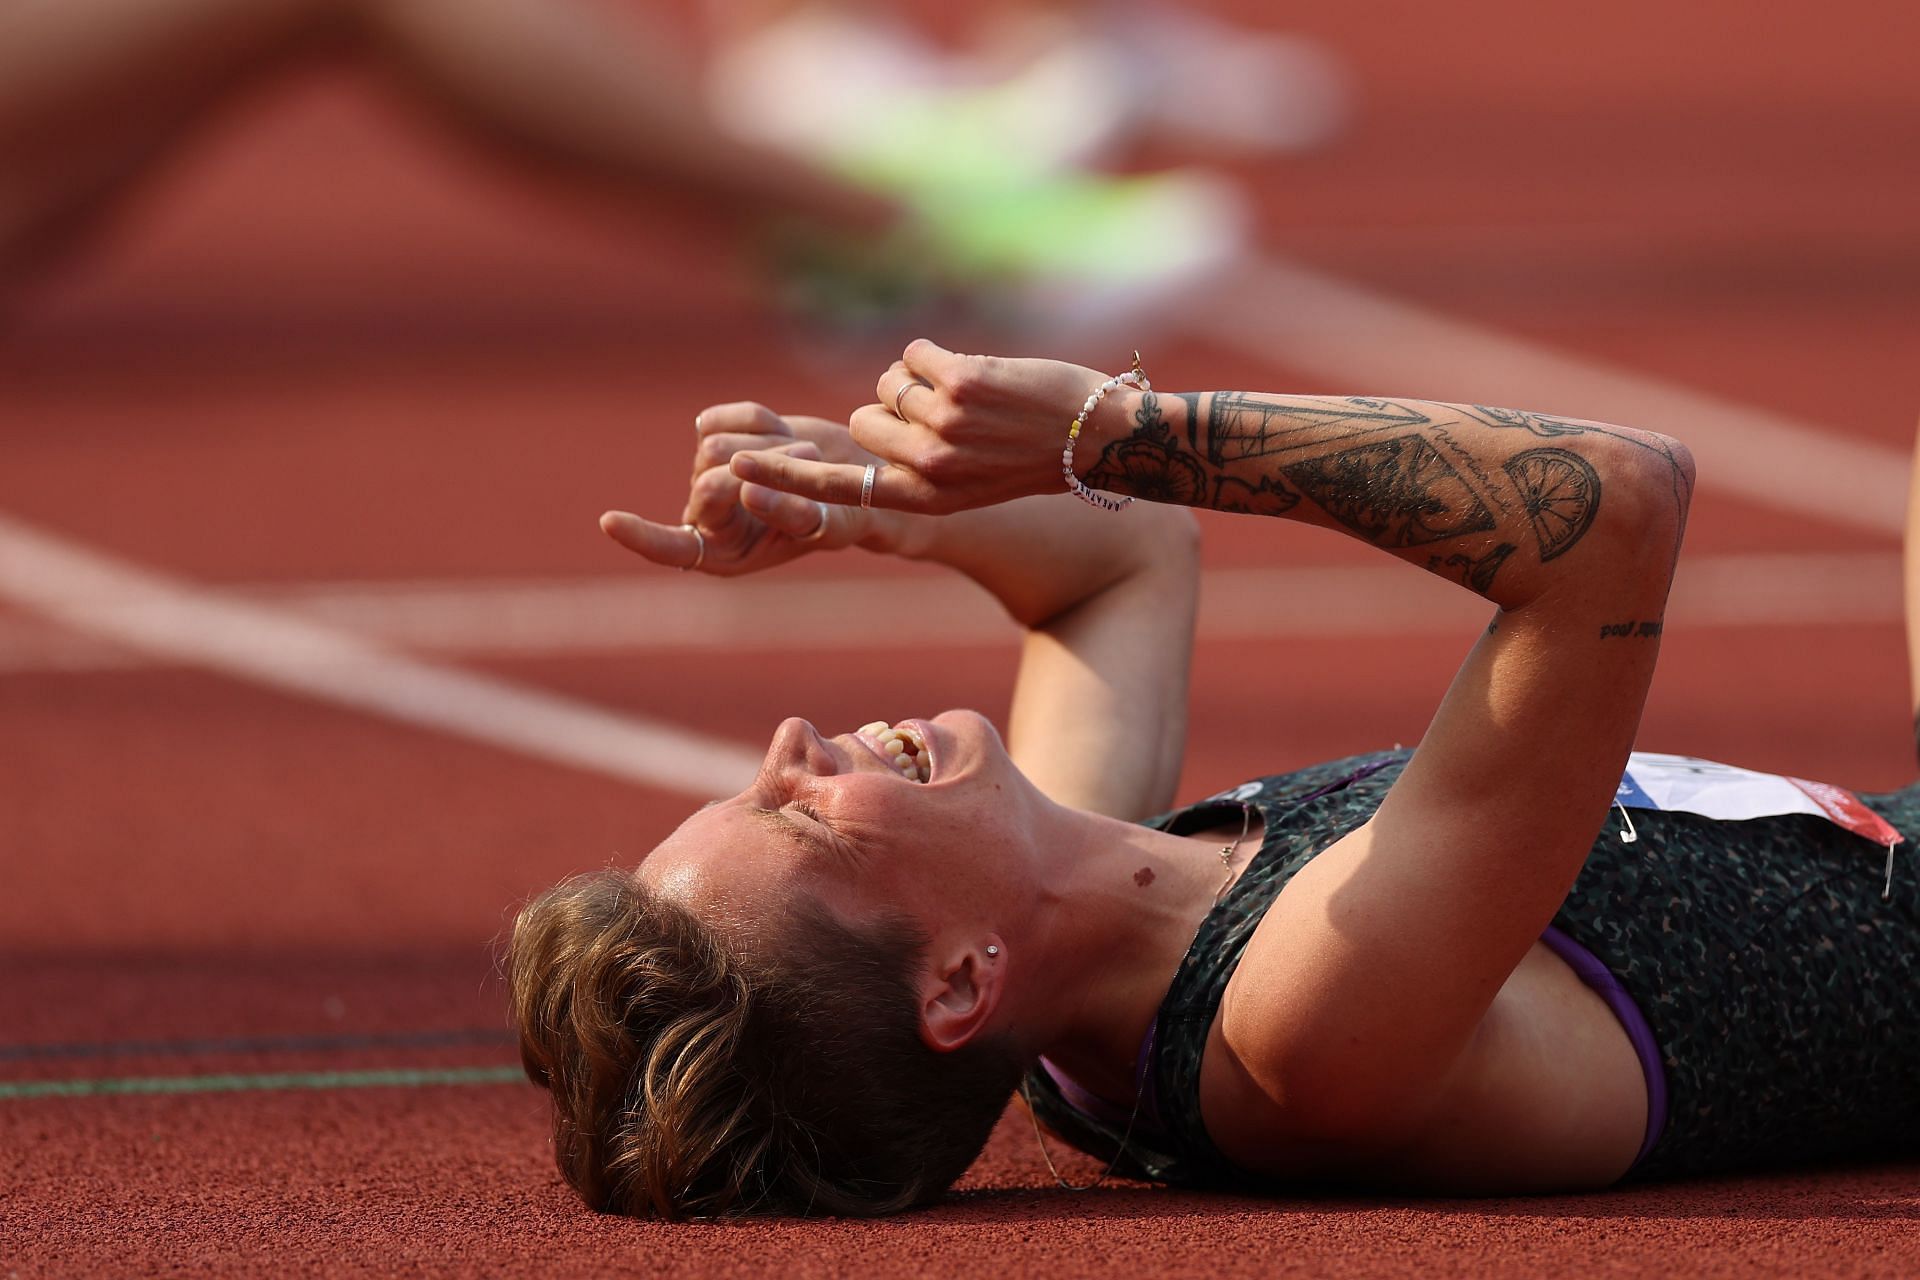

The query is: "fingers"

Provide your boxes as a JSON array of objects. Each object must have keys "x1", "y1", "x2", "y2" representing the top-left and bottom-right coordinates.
[
  {"x1": 694, "y1": 430, "x2": 807, "y2": 476},
  {"x1": 600, "y1": 511, "x2": 703, "y2": 570},
  {"x1": 729, "y1": 451, "x2": 861, "y2": 503},
  {"x1": 875, "y1": 360, "x2": 905, "y2": 403},
  {"x1": 684, "y1": 466, "x2": 753, "y2": 539},
  {"x1": 877, "y1": 361, "x2": 935, "y2": 424},
  {"x1": 731, "y1": 450, "x2": 934, "y2": 512},
  {"x1": 685, "y1": 439, "x2": 819, "y2": 532},
  {"x1": 694, "y1": 402, "x2": 789, "y2": 441},
  {"x1": 692, "y1": 406, "x2": 794, "y2": 480},
  {"x1": 901, "y1": 338, "x2": 966, "y2": 385},
  {"x1": 848, "y1": 401, "x2": 922, "y2": 458},
  {"x1": 739, "y1": 482, "x2": 835, "y2": 542},
  {"x1": 782, "y1": 414, "x2": 857, "y2": 449}
]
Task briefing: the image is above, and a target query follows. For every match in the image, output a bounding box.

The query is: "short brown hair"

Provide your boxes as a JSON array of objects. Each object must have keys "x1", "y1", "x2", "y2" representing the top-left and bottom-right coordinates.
[{"x1": 507, "y1": 868, "x2": 1024, "y2": 1217}]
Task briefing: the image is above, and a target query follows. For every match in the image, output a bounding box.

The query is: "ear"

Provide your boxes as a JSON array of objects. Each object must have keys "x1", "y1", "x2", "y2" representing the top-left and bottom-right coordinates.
[{"x1": 917, "y1": 935, "x2": 1007, "y2": 1053}]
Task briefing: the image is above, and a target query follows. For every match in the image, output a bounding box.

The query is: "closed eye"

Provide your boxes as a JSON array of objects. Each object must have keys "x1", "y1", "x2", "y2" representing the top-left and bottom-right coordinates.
[
  {"x1": 784, "y1": 798, "x2": 866, "y2": 868},
  {"x1": 739, "y1": 787, "x2": 834, "y2": 850}
]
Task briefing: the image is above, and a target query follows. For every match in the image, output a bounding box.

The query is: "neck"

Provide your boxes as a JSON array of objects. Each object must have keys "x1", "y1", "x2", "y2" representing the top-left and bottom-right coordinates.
[{"x1": 1011, "y1": 802, "x2": 1255, "y2": 1103}]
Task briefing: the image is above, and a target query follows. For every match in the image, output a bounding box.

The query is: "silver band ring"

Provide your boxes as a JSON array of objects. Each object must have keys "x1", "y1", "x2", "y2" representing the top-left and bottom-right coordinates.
[
  {"x1": 679, "y1": 523, "x2": 706, "y2": 572},
  {"x1": 796, "y1": 500, "x2": 831, "y2": 542},
  {"x1": 860, "y1": 464, "x2": 877, "y2": 509},
  {"x1": 892, "y1": 378, "x2": 927, "y2": 422}
]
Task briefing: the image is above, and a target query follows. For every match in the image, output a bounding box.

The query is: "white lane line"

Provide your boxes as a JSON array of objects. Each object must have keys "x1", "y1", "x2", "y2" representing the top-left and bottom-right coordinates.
[
  {"x1": 0, "y1": 512, "x2": 764, "y2": 796},
  {"x1": 266, "y1": 572, "x2": 1019, "y2": 655},
  {"x1": 0, "y1": 551, "x2": 1897, "y2": 674},
  {"x1": 1192, "y1": 256, "x2": 1908, "y2": 536}
]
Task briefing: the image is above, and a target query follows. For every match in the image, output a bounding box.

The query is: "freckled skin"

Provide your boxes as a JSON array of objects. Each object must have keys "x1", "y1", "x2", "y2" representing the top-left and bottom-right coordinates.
[{"x1": 1134, "y1": 867, "x2": 1156, "y2": 888}]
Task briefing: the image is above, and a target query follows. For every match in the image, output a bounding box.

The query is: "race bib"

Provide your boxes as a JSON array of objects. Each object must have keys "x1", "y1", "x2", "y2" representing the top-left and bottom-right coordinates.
[{"x1": 1616, "y1": 752, "x2": 1901, "y2": 849}]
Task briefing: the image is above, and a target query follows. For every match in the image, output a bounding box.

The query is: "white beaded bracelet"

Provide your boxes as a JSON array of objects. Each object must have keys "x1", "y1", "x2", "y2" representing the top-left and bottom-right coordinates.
[{"x1": 1062, "y1": 351, "x2": 1149, "y2": 511}]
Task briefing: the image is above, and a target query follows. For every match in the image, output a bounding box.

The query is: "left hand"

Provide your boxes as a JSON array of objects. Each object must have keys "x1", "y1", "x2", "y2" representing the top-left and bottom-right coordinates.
[
  {"x1": 729, "y1": 339, "x2": 1110, "y2": 516},
  {"x1": 600, "y1": 404, "x2": 882, "y2": 577}
]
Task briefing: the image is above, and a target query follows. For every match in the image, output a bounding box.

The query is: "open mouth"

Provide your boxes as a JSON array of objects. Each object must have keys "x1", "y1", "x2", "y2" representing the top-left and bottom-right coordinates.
[{"x1": 855, "y1": 721, "x2": 931, "y2": 783}]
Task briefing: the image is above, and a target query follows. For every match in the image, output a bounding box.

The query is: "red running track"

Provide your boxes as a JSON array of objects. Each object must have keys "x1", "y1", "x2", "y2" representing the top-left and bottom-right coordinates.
[{"x1": 4, "y1": 0, "x2": 1919, "y2": 1274}]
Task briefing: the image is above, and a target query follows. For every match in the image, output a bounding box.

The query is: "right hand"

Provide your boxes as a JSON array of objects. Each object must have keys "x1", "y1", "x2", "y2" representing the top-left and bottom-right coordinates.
[
  {"x1": 600, "y1": 403, "x2": 881, "y2": 577},
  {"x1": 730, "y1": 339, "x2": 1112, "y2": 516}
]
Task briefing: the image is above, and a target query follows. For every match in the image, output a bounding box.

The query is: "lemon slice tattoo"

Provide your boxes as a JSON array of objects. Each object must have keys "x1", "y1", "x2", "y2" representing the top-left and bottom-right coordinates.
[{"x1": 1502, "y1": 447, "x2": 1600, "y2": 561}]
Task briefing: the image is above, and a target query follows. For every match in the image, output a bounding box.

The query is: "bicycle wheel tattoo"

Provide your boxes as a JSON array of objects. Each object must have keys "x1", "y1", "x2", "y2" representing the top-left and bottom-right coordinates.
[{"x1": 1503, "y1": 447, "x2": 1600, "y2": 561}]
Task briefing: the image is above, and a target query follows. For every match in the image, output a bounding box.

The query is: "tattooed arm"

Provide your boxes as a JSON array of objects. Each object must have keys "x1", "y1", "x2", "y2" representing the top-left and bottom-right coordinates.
[
  {"x1": 735, "y1": 342, "x2": 1689, "y2": 616},
  {"x1": 1097, "y1": 388, "x2": 1696, "y2": 1171},
  {"x1": 1080, "y1": 388, "x2": 1691, "y2": 614}
]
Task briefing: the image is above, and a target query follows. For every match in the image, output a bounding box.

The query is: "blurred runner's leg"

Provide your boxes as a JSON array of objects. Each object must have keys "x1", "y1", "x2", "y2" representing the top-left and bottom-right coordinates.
[
  {"x1": 0, "y1": 0, "x2": 897, "y2": 287},
  {"x1": 0, "y1": 0, "x2": 347, "y2": 272}
]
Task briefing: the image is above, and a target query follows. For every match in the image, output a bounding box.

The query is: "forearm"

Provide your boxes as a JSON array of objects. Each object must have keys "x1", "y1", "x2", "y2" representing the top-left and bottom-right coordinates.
[
  {"x1": 862, "y1": 494, "x2": 1200, "y2": 817},
  {"x1": 861, "y1": 489, "x2": 1200, "y2": 630},
  {"x1": 1080, "y1": 390, "x2": 1694, "y2": 611},
  {"x1": 1005, "y1": 546, "x2": 1196, "y2": 818}
]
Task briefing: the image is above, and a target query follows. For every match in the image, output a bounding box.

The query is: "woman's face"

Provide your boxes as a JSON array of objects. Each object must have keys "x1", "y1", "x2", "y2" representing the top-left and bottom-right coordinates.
[{"x1": 635, "y1": 710, "x2": 1039, "y2": 941}]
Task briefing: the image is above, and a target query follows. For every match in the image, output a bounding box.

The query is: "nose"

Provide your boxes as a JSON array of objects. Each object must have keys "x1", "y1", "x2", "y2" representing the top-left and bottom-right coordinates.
[{"x1": 764, "y1": 717, "x2": 835, "y2": 778}]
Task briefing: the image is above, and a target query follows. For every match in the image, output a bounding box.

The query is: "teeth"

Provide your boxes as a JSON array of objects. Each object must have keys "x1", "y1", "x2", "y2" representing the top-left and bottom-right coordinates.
[{"x1": 855, "y1": 720, "x2": 929, "y2": 782}]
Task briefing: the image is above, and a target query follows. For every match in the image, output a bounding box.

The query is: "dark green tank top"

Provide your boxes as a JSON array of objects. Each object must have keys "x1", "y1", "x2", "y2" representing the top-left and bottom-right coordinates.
[{"x1": 1020, "y1": 752, "x2": 1920, "y2": 1186}]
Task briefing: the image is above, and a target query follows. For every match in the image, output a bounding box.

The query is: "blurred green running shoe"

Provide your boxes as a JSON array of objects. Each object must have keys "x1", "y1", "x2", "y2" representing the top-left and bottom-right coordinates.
[
  {"x1": 713, "y1": 10, "x2": 1245, "y2": 336},
  {"x1": 765, "y1": 165, "x2": 1243, "y2": 338}
]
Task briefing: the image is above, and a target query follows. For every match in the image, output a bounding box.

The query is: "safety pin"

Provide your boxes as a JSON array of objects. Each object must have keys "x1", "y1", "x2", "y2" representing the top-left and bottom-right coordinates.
[
  {"x1": 1615, "y1": 801, "x2": 1639, "y2": 844},
  {"x1": 1884, "y1": 839, "x2": 1900, "y2": 903}
]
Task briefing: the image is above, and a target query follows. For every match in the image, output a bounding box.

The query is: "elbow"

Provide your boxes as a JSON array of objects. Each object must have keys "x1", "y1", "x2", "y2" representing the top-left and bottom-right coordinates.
[
  {"x1": 1654, "y1": 432, "x2": 1697, "y2": 519},
  {"x1": 1513, "y1": 431, "x2": 1691, "y2": 609},
  {"x1": 1635, "y1": 431, "x2": 1693, "y2": 547},
  {"x1": 1596, "y1": 429, "x2": 1694, "y2": 563}
]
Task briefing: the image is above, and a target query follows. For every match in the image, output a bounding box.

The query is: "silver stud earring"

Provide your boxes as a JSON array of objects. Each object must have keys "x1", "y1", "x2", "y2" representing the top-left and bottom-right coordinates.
[{"x1": 985, "y1": 945, "x2": 1000, "y2": 958}]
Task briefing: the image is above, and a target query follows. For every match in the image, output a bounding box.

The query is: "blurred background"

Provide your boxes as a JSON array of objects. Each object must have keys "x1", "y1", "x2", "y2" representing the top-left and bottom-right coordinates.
[{"x1": 3, "y1": 0, "x2": 1918, "y2": 1263}]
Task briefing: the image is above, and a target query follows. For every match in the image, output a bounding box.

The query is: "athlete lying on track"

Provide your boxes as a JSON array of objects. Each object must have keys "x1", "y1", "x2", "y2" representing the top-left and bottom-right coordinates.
[{"x1": 508, "y1": 341, "x2": 1916, "y2": 1217}]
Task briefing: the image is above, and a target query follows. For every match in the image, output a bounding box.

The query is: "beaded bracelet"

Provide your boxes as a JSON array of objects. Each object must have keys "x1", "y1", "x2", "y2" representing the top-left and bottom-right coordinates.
[{"x1": 1062, "y1": 351, "x2": 1149, "y2": 511}]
